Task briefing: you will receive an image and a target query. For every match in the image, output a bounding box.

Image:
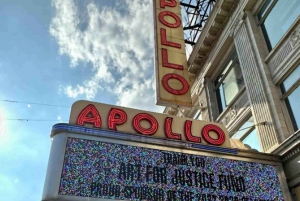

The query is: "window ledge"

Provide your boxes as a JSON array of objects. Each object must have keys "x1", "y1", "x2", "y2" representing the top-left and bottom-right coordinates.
[
  {"x1": 271, "y1": 129, "x2": 300, "y2": 156},
  {"x1": 264, "y1": 16, "x2": 300, "y2": 63},
  {"x1": 216, "y1": 86, "x2": 247, "y2": 123}
]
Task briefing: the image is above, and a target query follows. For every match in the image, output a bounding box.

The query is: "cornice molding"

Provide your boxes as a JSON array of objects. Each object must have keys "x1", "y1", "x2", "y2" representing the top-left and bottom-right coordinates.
[
  {"x1": 282, "y1": 146, "x2": 300, "y2": 162},
  {"x1": 272, "y1": 130, "x2": 300, "y2": 157},
  {"x1": 229, "y1": 11, "x2": 245, "y2": 37}
]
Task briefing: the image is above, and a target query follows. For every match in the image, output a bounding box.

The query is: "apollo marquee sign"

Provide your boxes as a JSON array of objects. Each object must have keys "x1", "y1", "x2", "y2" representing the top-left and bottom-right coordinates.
[
  {"x1": 69, "y1": 100, "x2": 230, "y2": 147},
  {"x1": 153, "y1": 0, "x2": 192, "y2": 107},
  {"x1": 41, "y1": 100, "x2": 290, "y2": 201}
]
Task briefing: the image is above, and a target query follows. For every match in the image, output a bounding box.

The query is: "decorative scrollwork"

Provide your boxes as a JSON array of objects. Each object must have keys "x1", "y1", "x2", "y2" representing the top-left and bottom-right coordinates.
[{"x1": 290, "y1": 24, "x2": 300, "y2": 48}]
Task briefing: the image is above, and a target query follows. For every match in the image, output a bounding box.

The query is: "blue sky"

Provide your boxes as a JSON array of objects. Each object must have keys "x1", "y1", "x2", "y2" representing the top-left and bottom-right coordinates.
[{"x1": 0, "y1": 0, "x2": 164, "y2": 200}]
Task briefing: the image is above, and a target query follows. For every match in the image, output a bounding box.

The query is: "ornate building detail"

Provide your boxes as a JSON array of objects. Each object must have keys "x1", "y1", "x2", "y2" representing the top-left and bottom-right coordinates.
[
  {"x1": 268, "y1": 23, "x2": 300, "y2": 76},
  {"x1": 282, "y1": 146, "x2": 300, "y2": 162},
  {"x1": 268, "y1": 41, "x2": 293, "y2": 73},
  {"x1": 196, "y1": 77, "x2": 205, "y2": 95},
  {"x1": 234, "y1": 23, "x2": 280, "y2": 152},
  {"x1": 229, "y1": 11, "x2": 245, "y2": 37},
  {"x1": 290, "y1": 24, "x2": 300, "y2": 48},
  {"x1": 229, "y1": 107, "x2": 237, "y2": 120},
  {"x1": 221, "y1": 106, "x2": 237, "y2": 126},
  {"x1": 221, "y1": 117, "x2": 228, "y2": 126},
  {"x1": 188, "y1": 72, "x2": 196, "y2": 84},
  {"x1": 166, "y1": 107, "x2": 177, "y2": 116},
  {"x1": 252, "y1": 0, "x2": 264, "y2": 14}
]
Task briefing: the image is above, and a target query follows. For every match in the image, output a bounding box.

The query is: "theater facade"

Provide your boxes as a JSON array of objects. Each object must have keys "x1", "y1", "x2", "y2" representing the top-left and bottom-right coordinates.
[
  {"x1": 42, "y1": 101, "x2": 291, "y2": 201},
  {"x1": 163, "y1": 0, "x2": 300, "y2": 199},
  {"x1": 41, "y1": 0, "x2": 300, "y2": 200}
]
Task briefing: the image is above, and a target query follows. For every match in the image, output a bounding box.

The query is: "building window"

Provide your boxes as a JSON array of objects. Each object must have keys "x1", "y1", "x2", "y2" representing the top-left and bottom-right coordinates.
[
  {"x1": 258, "y1": 0, "x2": 300, "y2": 50},
  {"x1": 231, "y1": 116, "x2": 261, "y2": 151},
  {"x1": 280, "y1": 64, "x2": 300, "y2": 131},
  {"x1": 215, "y1": 51, "x2": 244, "y2": 113}
]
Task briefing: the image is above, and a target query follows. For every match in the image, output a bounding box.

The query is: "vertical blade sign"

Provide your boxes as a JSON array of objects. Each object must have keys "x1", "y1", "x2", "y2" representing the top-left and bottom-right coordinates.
[{"x1": 154, "y1": 0, "x2": 192, "y2": 107}]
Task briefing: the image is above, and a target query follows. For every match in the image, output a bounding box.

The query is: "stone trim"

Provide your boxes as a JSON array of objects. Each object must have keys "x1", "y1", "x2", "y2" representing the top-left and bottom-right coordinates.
[
  {"x1": 268, "y1": 19, "x2": 300, "y2": 82},
  {"x1": 290, "y1": 23, "x2": 300, "y2": 48},
  {"x1": 251, "y1": 0, "x2": 266, "y2": 15},
  {"x1": 272, "y1": 130, "x2": 300, "y2": 155},
  {"x1": 215, "y1": 87, "x2": 247, "y2": 124},
  {"x1": 188, "y1": 0, "x2": 239, "y2": 74},
  {"x1": 265, "y1": 16, "x2": 300, "y2": 62},
  {"x1": 282, "y1": 146, "x2": 300, "y2": 162},
  {"x1": 234, "y1": 22, "x2": 280, "y2": 152},
  {"x1": 229, "y1": 11, "x2": 245, "y2": 37}
]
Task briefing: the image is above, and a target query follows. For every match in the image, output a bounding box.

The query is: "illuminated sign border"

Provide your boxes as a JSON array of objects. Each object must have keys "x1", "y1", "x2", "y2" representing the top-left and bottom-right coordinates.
[{"x1": 52, "y1": 123, "x2": 238, "y2": 155}]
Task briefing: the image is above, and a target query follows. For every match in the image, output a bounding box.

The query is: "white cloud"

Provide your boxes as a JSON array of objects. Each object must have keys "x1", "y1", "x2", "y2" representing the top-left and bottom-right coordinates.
[
  {"x1": 27, "y1": 104, "x2": 31, "y2": 108},
  {"x1": 57, "y1": 115, "x2": 63, "y2": 123},
  {"x1": 50, "y1": 0, "x2": 163, "y2": 112}
]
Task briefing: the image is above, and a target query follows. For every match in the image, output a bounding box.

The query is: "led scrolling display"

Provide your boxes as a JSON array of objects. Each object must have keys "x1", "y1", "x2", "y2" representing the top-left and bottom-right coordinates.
[{"x1": 59, "y1": 138, "x2": 284, "y2": 201}]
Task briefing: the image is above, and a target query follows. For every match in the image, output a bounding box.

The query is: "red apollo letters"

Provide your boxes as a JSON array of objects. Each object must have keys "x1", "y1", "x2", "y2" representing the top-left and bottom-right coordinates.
[
  {"x1": 157, "y1": 0, "x2": 189, "y2": 95},
  {"x1": 108, "y1": 108, "x2": 127, "y2": 130},
  {"x1": 76, "y1": 104, "x2": 226, "y2": 146}
]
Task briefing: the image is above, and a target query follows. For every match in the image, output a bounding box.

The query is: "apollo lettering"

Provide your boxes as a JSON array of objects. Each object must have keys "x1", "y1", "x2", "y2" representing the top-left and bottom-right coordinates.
[
  {"x1": 157, "y1": 0, "x2": 189, "y2": 95},
  {"x1": 76, "y1": 104, "x2": 226, "y2": 146}
]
